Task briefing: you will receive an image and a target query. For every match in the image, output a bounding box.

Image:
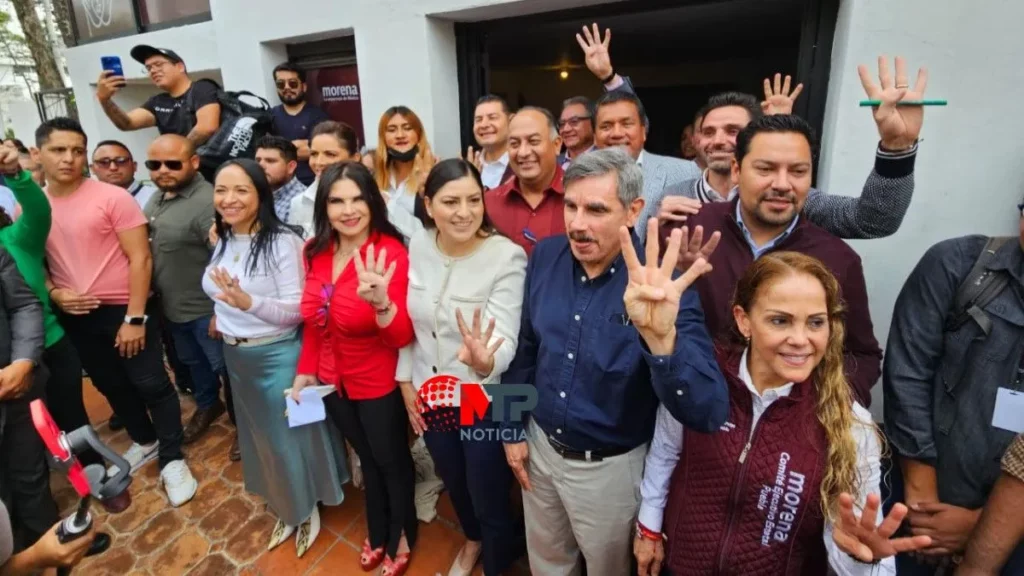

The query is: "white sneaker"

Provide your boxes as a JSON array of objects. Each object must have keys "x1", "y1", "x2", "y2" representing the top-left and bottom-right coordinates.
[
  {"x1": 160, "y1": 460, "x2": 198, "y2": 507},
  {"x1": 107, "y1": 441, "x2": 159, "y2": 477}
]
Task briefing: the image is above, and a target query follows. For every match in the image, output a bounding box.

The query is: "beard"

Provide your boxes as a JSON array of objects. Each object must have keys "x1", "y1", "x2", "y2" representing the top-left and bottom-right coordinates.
[
  {"x1": 753, "y1": 190, "x2": 798, "y2": 226},
  {"x1": 280, "y1": 91, "x2": 306, "y2": 106},
  {"x1": 157, "y1": 173, "x2": 195, "y2": 193}
]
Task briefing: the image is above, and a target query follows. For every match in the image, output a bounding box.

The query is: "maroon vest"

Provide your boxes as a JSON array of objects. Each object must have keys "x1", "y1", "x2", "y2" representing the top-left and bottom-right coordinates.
[{"x1": 663, "y1": 348, "x2": 829, "y2": 576}]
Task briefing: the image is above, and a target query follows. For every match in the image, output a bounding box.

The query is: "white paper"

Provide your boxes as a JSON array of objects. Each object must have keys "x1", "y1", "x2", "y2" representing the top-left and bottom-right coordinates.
[
  {"x1": 992, "y1": 387, "x2": 1024, "y2": 433},
  {"x1": 283, "y1": 385, "x2": 335, "y2": 398},
  {"x1": 285, "y1": 388, "x2": 327, "y2": 428}
]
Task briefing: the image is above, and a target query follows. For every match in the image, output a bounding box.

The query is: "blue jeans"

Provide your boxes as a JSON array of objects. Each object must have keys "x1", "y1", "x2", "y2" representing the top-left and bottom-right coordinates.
[{"x1": 168, "y1": 315, "x2": 225, "y2": 411}]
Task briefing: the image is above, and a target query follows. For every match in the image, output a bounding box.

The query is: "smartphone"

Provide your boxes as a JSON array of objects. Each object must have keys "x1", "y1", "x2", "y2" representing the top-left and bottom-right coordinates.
[{"x1": 100, "y1": 55, "x2": 123, "y2": 77}]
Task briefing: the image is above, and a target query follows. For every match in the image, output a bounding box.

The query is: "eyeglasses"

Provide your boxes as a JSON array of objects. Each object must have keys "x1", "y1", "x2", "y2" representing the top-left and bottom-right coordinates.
[
  {"x1": 558, "y1": 116, "x2": 592, "y2": 130},
  {"x1": 276, "y1": 79, "x2": 301, "y2": 89},
  {"x1": 93, "y1": 157, "x2": 131, "y2": 168},
  {"x1": 144, "y1": 160, "x2": 184, "y2": 171}
]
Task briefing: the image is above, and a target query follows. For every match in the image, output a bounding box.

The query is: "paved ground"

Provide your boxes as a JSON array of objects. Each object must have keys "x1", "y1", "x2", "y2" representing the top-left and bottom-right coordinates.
[{"x1": 51, "y1": 380, "x2": 532, "y2": 576}]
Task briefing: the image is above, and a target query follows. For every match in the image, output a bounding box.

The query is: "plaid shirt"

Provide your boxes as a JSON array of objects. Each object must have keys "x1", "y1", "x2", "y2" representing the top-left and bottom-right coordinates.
[
  {"x1": 1003, "y1": 434, "x2": 1024, "y2": 483},
  {"x1": 273, "y1": 177, "x2": 306, "y2": 223}
]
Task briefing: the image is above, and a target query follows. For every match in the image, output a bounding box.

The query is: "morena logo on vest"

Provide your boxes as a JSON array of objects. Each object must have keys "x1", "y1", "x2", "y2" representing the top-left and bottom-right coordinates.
[{"x1": 416, "y1": 375, "x2": 537, "y2": 442}]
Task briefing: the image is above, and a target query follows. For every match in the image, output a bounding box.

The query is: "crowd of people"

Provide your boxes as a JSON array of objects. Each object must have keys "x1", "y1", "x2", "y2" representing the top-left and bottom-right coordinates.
[{"x1": 0, "y1": 20, "x2": 1019, "y2": 576}]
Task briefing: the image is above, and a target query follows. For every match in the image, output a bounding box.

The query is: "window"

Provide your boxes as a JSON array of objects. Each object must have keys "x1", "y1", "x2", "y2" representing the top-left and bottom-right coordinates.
[
  {"x1": 70, "y1": 0, "x2": 137, "y2": 43},
  {"x1": 138, "y1": 0, "x2": 210, "y2": 27}
]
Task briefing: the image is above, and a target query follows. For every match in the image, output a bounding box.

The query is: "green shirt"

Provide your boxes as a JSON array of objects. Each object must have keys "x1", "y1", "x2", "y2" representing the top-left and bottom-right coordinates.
[{"x1": 0, "y1": 170, "x2": 62, "y2": 347}]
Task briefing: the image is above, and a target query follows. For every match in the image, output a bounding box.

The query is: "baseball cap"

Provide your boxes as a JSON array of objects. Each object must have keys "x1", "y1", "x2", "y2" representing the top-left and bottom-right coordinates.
[{"x1": 130, "y1": 45, "x2": 184, "y2": 65}]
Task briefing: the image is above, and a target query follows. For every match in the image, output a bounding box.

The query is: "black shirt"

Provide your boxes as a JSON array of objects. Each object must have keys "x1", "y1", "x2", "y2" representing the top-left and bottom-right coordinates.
[
  {"x1": 271, "y1": 103, "x2": 330, "y2": 186},
  {"x1": 142, "y1": 80, "x2": 220, "y2": 137}
]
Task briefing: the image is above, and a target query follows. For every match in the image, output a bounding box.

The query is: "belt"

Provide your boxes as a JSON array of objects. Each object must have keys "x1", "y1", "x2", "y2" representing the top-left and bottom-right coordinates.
[
  {"x1": 544, "y1": 432, "x2": 634, "y2": 463},
  {"x1": 222, "y1": 329, "x2": 296, "y2": 348}
]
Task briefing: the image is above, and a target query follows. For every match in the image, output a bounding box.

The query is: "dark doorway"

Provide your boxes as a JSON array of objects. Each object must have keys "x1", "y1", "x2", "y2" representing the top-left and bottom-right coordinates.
[{"x1": 456, "y1": 0, "x2": 837, "y2": 160}]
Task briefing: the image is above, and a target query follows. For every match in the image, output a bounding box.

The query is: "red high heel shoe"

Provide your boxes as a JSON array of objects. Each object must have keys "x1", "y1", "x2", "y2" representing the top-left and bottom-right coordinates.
[
  {"x1": 381, "y1": 551, "x2": 411, "y2": 576},
  {"x1": 359, "y1": 538, "x2": 385, "y2": 572}
]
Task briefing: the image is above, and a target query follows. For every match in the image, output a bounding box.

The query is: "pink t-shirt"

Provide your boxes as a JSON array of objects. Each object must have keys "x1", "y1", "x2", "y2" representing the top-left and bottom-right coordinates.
[{"x1": 46, "y1": 179, "x2": 147, "y2": 305}]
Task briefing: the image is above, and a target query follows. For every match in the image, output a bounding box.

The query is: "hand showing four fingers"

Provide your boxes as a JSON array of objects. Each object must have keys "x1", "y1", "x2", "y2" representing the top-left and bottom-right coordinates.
[
  {"x1": 858, "y1": 55, "x2": 929, "y2": 150},
  {"x1": 353, "y1": 243, "x2": 397, "y2": 309},
  {"x1": 455, "y1": 308, "x2": 505, "y2": 378}
]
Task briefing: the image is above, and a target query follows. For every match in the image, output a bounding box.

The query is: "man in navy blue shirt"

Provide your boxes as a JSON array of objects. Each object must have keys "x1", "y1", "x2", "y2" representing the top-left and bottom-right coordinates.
[
  {"x1": 270, "y1": 63, "x2": 329, "y2": 187},
  {"x1": 501, "y1": 147, "x2": 728, "y2": 576}
]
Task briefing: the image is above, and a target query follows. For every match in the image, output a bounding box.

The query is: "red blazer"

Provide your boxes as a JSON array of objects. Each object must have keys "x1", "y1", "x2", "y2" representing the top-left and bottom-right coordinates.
[{"x1": 298, "y1": 232, "x2": 414, "y2": 400}]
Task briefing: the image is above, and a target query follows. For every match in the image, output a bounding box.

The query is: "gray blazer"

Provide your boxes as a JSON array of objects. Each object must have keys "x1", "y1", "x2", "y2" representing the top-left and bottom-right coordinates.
[
  {"x1": 655, "y1": 147, "x2": 918, "y2": 240},
  {"x1": 0, "y1": 246, "x2": 43, "y2": 369},
  {"x1": 635, "y1": 152, "x2": 701, "y2": 238}
]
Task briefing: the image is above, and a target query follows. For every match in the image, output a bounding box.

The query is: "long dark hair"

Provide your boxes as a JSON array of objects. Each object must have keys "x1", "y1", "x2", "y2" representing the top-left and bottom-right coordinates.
[
  {"x1": 304, "y1": 161, "x2": 404, "y2": 264},
  {"x1": 418, "y1": 158, "x2": 497, "y2": 236},
  {"x1": 213, "y1": 159, "x2": 304, "y2": 277}
]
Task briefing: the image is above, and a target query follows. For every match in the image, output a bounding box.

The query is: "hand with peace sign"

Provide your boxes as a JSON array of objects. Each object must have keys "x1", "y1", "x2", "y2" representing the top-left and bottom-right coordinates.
[
  {"x1": 208, "y1": 267, "x2": 253, "y2": 311},
  {"x1": 620, "y1": 218, "x2": 714, "y2": 355},
  {"x1": 455, "y1": 308, "x2": 505, "y2": 377},
  {"x1": 832, "y1": 492, "x2": 932, "y2": 563},
  {"x1": 858, "y1": 55, "x2": 929, "y2": 151},
  {"x1": 353, "y1": 243, "x2": 397, "y2": 310},
  {"x1": 761, "y1": 73, "x2": 804, "y2": 116}
]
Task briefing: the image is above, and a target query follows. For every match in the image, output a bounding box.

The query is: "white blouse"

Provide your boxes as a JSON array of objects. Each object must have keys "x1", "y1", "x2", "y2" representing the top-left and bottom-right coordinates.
[
  {"x1": 385, "y1": 176, "x2": 424, "y2": 243},
  {"x1": 639, "y1": 349, "x2": 893, "y2": 576},
  {"x1": 202, "y1": 231, "x2": 305, "y2": 339},
  {"x1": 395, "y1": 229, "x2": 527, "y2": 403}
]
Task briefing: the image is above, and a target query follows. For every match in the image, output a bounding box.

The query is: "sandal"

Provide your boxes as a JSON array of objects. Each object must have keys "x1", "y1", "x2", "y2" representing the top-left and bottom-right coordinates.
[
  {"x1": 359, "y1": 538, "x2": 385, "y2": 571},
  {"x1": 381, "y1": 552, "x2": 411, "y2": 576}
]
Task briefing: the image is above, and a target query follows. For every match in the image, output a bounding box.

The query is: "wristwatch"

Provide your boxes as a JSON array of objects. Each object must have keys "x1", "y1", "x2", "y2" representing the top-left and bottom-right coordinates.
[{"x1": 124, "y1": 315, "x2": 148, "y2": 326}]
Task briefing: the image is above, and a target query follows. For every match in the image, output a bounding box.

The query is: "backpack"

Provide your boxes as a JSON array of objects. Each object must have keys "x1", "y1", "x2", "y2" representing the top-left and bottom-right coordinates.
[
  {"x1": 945, "y1": 236, "x2": 1014, "y2": 336},
  {"x1": 190, "y1": 80, "x2": 274, "y2": 175}
]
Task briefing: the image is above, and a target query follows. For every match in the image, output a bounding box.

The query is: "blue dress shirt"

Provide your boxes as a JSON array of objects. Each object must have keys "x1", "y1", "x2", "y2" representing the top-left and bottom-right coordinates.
[{"x1": 501, "y1": 232, "x2": 729, "y2": 451}]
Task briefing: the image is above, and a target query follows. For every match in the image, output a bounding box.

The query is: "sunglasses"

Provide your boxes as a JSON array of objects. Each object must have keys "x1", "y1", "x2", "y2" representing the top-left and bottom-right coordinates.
[
  {"x1": 93, "y1": 157, "x2": 131, "y2": 168},
  {"x1": 276, "y1": 79, "x2": 301, "y2": 89},
  {"x1": 145, "y1": 160, "x2": 184, "y2": 171}
]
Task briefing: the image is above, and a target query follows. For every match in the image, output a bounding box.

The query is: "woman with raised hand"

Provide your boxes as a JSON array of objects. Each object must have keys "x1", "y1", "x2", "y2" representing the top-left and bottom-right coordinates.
[
  {"x1": 204, "y1": 158, "x2": 348, "y2": 559},
  {"x1": 634, "y1": 251, "x2": 931, "y2": 576},
  {"x1": 395, "y1": 159, "x2": 527, "y2": 576},
  {"x1": 294, "y1": 161, "x2": 417, "y2": 576},
  {"x1": 373, "y1": 106, "x2": 436, "y2": 243}
]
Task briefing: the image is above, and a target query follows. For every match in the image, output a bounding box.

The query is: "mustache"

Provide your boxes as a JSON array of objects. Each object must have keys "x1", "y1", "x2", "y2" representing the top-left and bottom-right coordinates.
[
  {"x1": 759, "y1": 190, "x2": 796, "y2": 202},
  {"x1": 569, "y1": 231, "x2": 595, "y2": 243}
]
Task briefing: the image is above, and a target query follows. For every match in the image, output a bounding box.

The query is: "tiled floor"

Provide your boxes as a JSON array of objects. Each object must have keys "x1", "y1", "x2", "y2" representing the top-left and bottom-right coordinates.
[{"x1": 51, "y1": 380, "x2": 532, "y2": 576}]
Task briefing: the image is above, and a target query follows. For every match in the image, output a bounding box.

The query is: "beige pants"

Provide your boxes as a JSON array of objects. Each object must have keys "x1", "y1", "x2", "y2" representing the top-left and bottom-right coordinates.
[{"x1": 522, "y1": 419, "x2": 647, "y2": 576}]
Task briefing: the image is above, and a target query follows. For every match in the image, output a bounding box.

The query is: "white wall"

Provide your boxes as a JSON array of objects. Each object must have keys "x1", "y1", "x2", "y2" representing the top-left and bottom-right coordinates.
[{"x1": 817, "y1": 0, "x2": 1021, "y2": 414}]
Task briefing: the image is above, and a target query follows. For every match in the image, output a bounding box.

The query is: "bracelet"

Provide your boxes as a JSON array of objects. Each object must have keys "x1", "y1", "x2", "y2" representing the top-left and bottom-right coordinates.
[
  {"x1": 375, "y1": 301, "x2": 393, "y2": 315},
  {"x1": 635, "y1": 521, "x2": 664, "y2": 542},
  {"x1": 600, "y1": 68, "x2": 616, "y2": 84},
  {"x1": 47, "y1": 286, "x2": 58, "y2": 295},
  {"x1": 846, "y1": 552, "x2": 881, "y2": 565}
]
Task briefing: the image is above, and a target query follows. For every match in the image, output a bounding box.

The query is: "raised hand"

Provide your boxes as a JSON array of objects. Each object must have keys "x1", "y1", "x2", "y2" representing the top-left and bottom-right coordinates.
[
  {"x1": 464, "y1": 145, "x2": 483, "y2": 171},
  {"x1": 0, "y1": 141, "x2": 20, "y2": 174},
  {"x1": 352, "y1": 243, "x2": 396, "y2": 309},
  {"x1": 208, "y1": 267, "x2": 253, "y2": 311},
  {"x1": 833, "y1": 493, "x2": 932, "y2": 563},
  {"x1": 761, "y1": 73, "x2": 804, "y2": 116},
  {"x1": 576, "y1": 23, "x2": 614, "y2": 81},
  {"x1": 95, "y1": 70, "x2": 125, "y2": 102},
  {"x1": 858, "y1": 55, "x2": 929, "y2": 150},
  {"x1": 620, "y1": 219, "x2": 713, "y2": 353},
  {"x1": 455, "y1": 308, "x2": 504, "y2": 377},
  {"x1": 672, "y1": 225, "x2": 721, "y2": 274}
]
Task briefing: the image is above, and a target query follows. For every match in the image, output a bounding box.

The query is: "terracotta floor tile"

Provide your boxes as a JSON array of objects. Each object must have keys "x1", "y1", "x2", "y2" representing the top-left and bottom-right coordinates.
[
  {"x1": 75, "y1": 544, "x2": 136, "y2": 576},
  {"x1": 321, "y1": 488, "x2": 365, "y2": 536},
  {"x1": 223, "y1": 512, "x2": 276, "y2": 565},
  {"x1": 179, "y1": 476, "x2": 233, "y2": 521},
  {"x1": 251, "y1": 525, "x2": 338, "y2": 575},
  {"x1": 406, "y1": 520, "x2": 468, "y2": 576},
  {"x1": 107, "y1": 488, "x2": 168, "y2": 535},
  {"x1": 341, "y1": 511, "x2": 369, "y2": 547},
  {"x1": 143, "y1": 530, "x2": 210, "y2": 575},
  {"x1": 306, "y1": 541, "x2": 363, "y2": 576},
  {"x1": 185, "y1": 553, "x2": 237, "y2": 576},
  {"x1": 222, "y1": 459, "x2": 244, "y2": 483},
  {"x1": 130, "y1": 508, "x2": 187, "y2": 556},
  {"x1": 197, "y1": 496, "x2": 254, "y2": 541}
]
